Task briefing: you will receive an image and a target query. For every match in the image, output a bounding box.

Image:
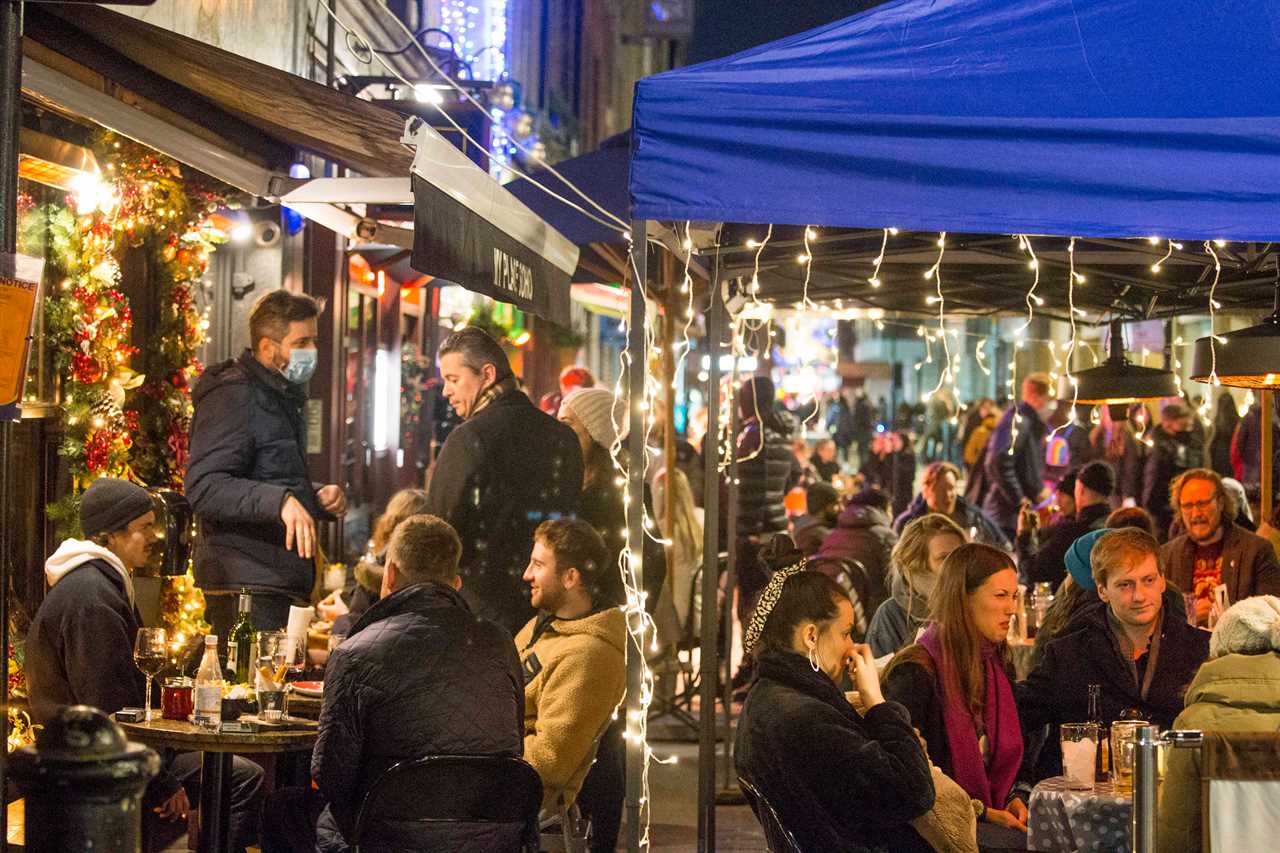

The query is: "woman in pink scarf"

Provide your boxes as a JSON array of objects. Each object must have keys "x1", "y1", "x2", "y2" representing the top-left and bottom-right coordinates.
[{"x1": 882, "y1": 543, "x2": 1029, "y2": 841}]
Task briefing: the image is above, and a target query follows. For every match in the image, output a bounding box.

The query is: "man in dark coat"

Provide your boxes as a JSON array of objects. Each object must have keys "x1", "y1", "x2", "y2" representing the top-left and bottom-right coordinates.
[
  {"x1": 264, "y1": 514, "x2": 525, "y2": 853},
  {"x1": 1017, "y1": 527, "x2": 1209, "y2": 780},
  {"x1": 427, "y1": 327, "x2": 583, "y2": 635},
  {"x1": 1161, "y1": 468, "x2": 1280, "y2": 627},
  {"x1": 186, "y1": 290, "x2": 346, "y2": 641},
  {"x1": 1017, "y1": 461, "x2": 1115, "y2": 587},
  {"x1": 982, "y1": 373, "x2": 1055, "y2": 539},
  {"x1": 1142, "y1": 401, "x2": 1204, "y2": 537},
  {"x1": 816, "y1": 488, "x2": 897, "y2": 621},
  {"x1": 894, "y1": 460, "x2": 1010, "y2": 549},
  {"x1": 793, "y1": 481, "x2": 841, "y2": 557},
  {"x1": 27, "y1": 478, "x2": 264, "y2": 852}
]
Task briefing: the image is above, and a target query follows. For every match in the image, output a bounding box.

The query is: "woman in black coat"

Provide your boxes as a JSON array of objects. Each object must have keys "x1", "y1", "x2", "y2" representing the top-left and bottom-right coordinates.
[{"x1": 735, "y1": 565, "x2": 935, "y2": 852}]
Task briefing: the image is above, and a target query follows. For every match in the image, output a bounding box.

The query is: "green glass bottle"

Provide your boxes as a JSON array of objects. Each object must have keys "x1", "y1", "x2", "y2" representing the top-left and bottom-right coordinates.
[{"x1": 227, "y1": 589, "x2": 254, "y2": 684}]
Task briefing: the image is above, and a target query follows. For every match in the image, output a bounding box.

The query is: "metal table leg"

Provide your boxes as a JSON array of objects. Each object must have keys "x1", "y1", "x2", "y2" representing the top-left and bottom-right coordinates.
[{"x1": 198, "y1": 751, "x2": 233, "y2": 853}]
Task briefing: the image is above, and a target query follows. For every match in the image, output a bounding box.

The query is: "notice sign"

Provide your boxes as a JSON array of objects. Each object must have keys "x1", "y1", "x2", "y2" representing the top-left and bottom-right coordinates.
[{"x1": 0, "y1": 253, "x2": 45, "y2": 414}]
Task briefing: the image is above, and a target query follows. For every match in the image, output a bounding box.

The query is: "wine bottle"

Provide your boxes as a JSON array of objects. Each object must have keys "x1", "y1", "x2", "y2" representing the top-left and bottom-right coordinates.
[
  {"x1": 227, "y1": 590, "x2": 254, "y2": 684},
  {"x1": 1088, "y1": 683, "x2": 1109, "y2": 783}
]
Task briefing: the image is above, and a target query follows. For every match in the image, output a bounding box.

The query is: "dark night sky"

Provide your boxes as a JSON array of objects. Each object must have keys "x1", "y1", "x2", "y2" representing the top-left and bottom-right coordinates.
[{"x1": 690, "y1": 0, "x2": 887, "y2": 63}]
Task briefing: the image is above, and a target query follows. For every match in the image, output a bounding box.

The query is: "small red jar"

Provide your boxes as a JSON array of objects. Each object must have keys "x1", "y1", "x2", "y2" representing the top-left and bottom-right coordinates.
[{"x1": 161, "y1": 677, "x2": 194, "y2": 720}]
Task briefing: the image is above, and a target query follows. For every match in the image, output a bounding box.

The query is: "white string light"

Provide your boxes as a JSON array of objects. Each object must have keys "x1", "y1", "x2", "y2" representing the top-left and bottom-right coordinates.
[
  {"x1": 1149, "y1": 238, "x2": 1182, "y2": 274},
  {"x1": 799, "y1": 226, "x2": 817, "y2": 309},
  {"x1": 1049, "y1": 237, "x2": 1083, "y2": 440},
  {"x1": 1203, "y1": 240, "x2": 1225, "y2": 389},
  {"x1": 923, "y1": 233, "x2": 950, "y2": 400},
  {"x1": 868, "y1": 226, "x2": 897, "y2": 288},
  {"x1": 748, "y1": 224, "x2": 773, "y2": 300}
]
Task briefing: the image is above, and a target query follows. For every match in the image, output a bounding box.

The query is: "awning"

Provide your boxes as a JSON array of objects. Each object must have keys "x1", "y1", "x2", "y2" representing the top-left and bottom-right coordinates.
[{"x1": 407, "y1": 120, "x2": 578, "y2": 327}]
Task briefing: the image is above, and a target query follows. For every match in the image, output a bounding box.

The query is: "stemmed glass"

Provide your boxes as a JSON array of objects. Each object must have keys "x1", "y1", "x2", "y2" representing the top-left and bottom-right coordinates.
[{"x1": 133, "y1": 627, "x2": 168, "y2": 722}]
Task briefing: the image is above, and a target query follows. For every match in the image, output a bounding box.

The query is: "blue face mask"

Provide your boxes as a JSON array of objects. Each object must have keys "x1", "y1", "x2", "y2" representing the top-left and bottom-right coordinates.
[{"x1": 281, "y1": 347, "x2": 318, "y2": 384}]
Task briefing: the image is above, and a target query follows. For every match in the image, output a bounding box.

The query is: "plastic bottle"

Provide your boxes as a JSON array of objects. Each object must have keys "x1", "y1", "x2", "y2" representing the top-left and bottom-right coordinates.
[{"x1": 194, "y1": 635, "x2": 223, "y2": 730}]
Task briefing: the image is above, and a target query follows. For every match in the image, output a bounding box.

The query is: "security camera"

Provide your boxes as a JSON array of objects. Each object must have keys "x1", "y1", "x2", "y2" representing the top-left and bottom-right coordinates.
[{"x1": 253, "y1": 219, "x2": 281, "y2": 248}]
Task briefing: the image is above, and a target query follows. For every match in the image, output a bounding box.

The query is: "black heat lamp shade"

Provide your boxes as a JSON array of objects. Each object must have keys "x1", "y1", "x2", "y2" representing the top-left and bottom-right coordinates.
[
  {"x1": 1069, "y1": 319, "x2": 1179, "y2": 407},
  {"x1": 1190, "y1": 311, "x2": 1280, "y2": 388}
]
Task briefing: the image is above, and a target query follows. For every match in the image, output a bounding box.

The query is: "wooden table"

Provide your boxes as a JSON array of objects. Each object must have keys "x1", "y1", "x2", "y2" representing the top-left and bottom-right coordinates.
[
  {"x1": 119, "y1": 717, "x2": 317, "y2": 853},
  {"x1": 286, "y1": 692, "x2": 323, "y2": 720}
]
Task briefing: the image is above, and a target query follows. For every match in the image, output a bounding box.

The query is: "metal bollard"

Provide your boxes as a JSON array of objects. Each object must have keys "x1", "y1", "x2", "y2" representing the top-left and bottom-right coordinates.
[
  {"x1": 8, "y1": 705, "x2": 160, "y2": 852},
  {"x1": 1132, "y1": 728, "x2": 1202, "y2": 853}
]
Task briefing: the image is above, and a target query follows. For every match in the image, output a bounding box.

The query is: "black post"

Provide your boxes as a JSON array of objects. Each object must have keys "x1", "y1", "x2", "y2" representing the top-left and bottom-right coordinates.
[
  {"x1": 697, "y1": 267, "x2": 723, "y2": 853},
  {"x1": 0, "y1": 1, "x2": 24, "y2": 836},
  {"x1": 625, "y1": 223, "x2": 647, "y2": 853}
]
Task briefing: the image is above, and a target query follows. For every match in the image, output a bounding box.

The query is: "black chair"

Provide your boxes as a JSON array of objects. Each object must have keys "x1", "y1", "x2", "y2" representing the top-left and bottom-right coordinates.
[
  {"x1": 351, "y1": 755, "x2": 543, "y2": 853},
  {"x1": 738, "y1": 777, "x2": 802, "y2": 853}
]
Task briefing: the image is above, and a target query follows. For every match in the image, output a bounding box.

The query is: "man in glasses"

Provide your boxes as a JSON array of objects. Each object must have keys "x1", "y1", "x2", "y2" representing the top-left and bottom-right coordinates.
[{"x1": 1161, "y1": 468, "x2": 1280, "y2": 627}]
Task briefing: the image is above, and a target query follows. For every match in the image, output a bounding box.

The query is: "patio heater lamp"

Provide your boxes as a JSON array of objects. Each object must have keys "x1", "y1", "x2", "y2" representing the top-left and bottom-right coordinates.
[
  {"x1": 1189, "y1": 281, "x2": 1280, "y2": 388},
  {"x1": 1070, "y1": 318, "x2": 1179, "y2": 420}
]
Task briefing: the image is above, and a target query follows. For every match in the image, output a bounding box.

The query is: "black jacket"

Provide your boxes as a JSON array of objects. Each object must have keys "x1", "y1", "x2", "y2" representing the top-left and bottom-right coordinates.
[
  {"x1": 186, "y1": 350, "x2": 332, "y2": 599},
  {"x1": 1143, "y1": 427, "x2": 1204, "y2": 537},
  {"x1": 425, "y1": 389, "x2": 583, "y2": 635},
  {"x1": 733, "y1": 417, "x2": 793, "y2": 538},
  {"x1": 893, "y1": 494, "x2": 1011, "y2": 550},
  {"x1": 881, "y1": 647, "x2": 1024, "y2": 800},
  {"x1": 862, "y1": 442, "x2": 917, "y2": 519},
  {"x1": 816, "y1": 503, "x2": 897, "y2": 619},
  {"x1": 1016, "y1": 501, "x2": 1111, "y2": 587},
  {"x1": 313, "y1": 581, "x2": 525, "y2": 853},
  {"x1": 735, "y1": 648, "x2": 934, "y2": 853},
  {"x1": 1016, "y1": 591, "x2": 1209, "y2": 779},
  {"x1": 579, "y1": 476, "x2": 666, "y2": 611},
  {"x1": 25, "y1": 555, "x2": 183, "y2": 804},
  {"x1": 982, "y1": 401, "x2": 1048, "y2": 533}
]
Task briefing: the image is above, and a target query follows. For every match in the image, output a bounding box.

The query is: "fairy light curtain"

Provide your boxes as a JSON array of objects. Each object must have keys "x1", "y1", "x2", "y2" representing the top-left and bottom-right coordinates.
[{"x1": 630, "y1": 0, "x2": 1280, "y2": 242}]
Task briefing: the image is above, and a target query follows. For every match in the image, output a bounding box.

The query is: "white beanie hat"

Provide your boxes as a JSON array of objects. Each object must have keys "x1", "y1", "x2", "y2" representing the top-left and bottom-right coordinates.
[
  {"x1": 559, "y1": 387, "x2": 624, "y2": 450},
  {"x1": 1209, "y1": 595, "x2": 1280, "y2": 658}
]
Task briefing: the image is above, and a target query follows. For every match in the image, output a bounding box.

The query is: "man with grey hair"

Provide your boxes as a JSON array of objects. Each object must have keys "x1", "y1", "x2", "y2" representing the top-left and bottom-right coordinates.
[
  {"x1": 1161, "y1": 467, "x2": 1280, "y2": 627},
  {"x1": 1017, "y1": 527, "x2": 1208, "y2": 780},
  {"x1": 426, "y1": 326, "x2": 583, "y2": 634},
  {"x1": 268, "y1": 514, "x2": 524, "y2": 853}
]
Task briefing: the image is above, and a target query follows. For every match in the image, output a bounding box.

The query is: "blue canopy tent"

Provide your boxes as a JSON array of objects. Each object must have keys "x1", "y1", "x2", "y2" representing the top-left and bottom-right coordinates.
[
  {"x1": 630, "y1": 0, "x2": 1280, "y2": 241},
  {"x1": 620, "y1": 2, "x2": 1280, "y2": 850}
]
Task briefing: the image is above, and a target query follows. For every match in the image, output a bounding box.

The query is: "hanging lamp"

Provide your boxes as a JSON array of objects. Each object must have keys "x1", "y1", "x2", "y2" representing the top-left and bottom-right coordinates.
[
  {"x1": 1190, "y1": 279, "x2": 1280, "y2": 388},
  {"x1": 1070, "y1": 318, "x2": 1179, "y2": 420}
]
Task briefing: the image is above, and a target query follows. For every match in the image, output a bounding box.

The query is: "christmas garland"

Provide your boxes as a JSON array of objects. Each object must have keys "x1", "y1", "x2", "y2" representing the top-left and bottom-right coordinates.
[{"x1": 9, "y1": 137, "x2": 226, "y2": 744}]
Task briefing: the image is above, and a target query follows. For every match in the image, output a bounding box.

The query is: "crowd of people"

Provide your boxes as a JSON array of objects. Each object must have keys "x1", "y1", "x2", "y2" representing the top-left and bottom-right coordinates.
[{"x1": 20, "y1": 287, "x2": 1280, "y2": 853}]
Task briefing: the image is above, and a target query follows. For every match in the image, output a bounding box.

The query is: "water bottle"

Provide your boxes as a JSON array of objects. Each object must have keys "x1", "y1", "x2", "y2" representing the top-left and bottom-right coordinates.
[{"x1": 193, "y1": 635, "x2": 223, "y2": 730}]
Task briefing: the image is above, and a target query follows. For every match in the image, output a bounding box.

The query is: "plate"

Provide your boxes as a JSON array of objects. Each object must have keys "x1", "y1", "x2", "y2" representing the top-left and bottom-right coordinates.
[{"x1": 290, "y1": 681, "x2": 324, "y2": 697}]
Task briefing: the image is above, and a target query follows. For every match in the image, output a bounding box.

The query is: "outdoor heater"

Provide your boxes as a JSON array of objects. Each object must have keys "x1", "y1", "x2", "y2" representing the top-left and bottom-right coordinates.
[
  {"x1": 1189, "y1": 281, "x2": 1280, "y2": 388},
  {"x1": 1070, "y1": 318, "x2": 1179, "y2": 420}
]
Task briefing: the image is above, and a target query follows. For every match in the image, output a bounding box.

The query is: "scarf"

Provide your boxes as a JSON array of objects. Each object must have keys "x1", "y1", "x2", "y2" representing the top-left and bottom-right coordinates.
[
  {"x1": 918, "y1": 624, "x2": 1022, "y2": 809},
  {"x1": 1106, "y1": 606, "x2": 1163, "y2": 701},
  {"x1": 891, "y1": 562, "x2": 936, "y2": 626},
  {"x1": 468, "y1": 373, "x2": 519, "y2": 419}
]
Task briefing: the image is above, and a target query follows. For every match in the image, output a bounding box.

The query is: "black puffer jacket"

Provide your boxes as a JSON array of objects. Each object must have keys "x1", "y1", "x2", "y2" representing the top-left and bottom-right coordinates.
[
  {"x1": 982, "y1": 401, "x2": 1048, "y2": 533},
  {"x1": 735, "y1": 648, "x2": 934, "y2": 853},
  {"x1": 734, "y1": 417, "x2": 793, "y2": 538},
  {"x1": 1016, "y1": 590, "x2": 1209, "y2": 779},
  {"x1": 186, "y1": 350, "x2": 331, "y2": 599},
  {"x1": 426, "y1": 389, "x2": 583, "y2": 635},
  {"x1": 313, "y1": 581, "x2": 525, "y2": 853}
]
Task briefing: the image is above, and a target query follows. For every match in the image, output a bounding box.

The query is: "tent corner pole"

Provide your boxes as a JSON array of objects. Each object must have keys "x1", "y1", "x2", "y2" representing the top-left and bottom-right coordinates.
[
  {"x1": 1263, "y1": 389, "x2": 1273, "y2": 526},
  {"x1": 625, "y1": 222, "x2": 648, "y2": 853},
  {"x1": 697, "y1": 252, "x2": 724, "y2": 853}
]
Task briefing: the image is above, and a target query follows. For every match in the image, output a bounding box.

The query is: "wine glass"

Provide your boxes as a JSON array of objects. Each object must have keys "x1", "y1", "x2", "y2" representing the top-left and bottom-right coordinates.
[{"x1": 133, "y1": 627, "x2": 168, "y2": 722}]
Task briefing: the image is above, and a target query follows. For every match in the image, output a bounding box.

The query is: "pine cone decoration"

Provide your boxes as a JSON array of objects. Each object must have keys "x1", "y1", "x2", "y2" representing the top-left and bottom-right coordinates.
[{"x1": 90, "y1": 393, "x2": 126, "y2": 431}]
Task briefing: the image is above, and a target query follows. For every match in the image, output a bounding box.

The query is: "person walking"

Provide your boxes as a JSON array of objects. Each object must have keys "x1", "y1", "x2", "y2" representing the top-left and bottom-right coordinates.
[
  {"x1": 1208, "y1": 394, "x2": 1240, "y2": 478},
  {"x1": 982, "y1": 374, "x2": 1055, "y2": 540},
  {"x1": 427, "y1": 327, "x2": 583, "y2": 634},
  {"x1": 1143, "y1": 401, "x2": 1205, "y2": 538},
  {"x1": 186, "y1": 290, "x2": 346, "y2": 640}
]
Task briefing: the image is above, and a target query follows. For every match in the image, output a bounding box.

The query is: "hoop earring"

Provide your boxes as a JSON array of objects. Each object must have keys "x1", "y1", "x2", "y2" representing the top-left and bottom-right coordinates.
[{"x1": 808, "y1": 646, "x2": 822, "y2": 673}]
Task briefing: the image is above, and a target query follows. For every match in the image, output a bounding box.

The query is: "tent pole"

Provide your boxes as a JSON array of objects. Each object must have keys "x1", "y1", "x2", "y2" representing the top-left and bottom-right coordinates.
[
  {"x1": 662, "y1": 259, "x2": 677, "y2": 617},
  {"x1": 1263, "y1": 390, "x2": 1273, "y2": 528},
  {"x1": 720, "y1": 360, "x2": 740, "y2": 791},
  {"x1": 697, "y1": 256, "x2": 724, "y2": 853},
  {"x1": 625, "y1": 223, "x2": 648, "y2": 853}
]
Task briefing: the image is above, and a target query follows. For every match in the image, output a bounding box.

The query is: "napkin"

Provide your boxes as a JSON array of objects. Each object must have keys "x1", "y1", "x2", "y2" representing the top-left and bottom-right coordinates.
[{"x1": 287, "y1": 605, "x2": 315, "y2": 647}]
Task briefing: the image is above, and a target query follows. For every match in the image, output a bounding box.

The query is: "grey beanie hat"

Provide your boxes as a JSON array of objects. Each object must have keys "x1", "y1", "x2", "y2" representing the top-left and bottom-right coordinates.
[
  {"x1": 80, "y1": 477, "x2": 154, "y2": 539},
  {"x1": 1209, "y1": 595, "x2": 1280, "y2": 659}
]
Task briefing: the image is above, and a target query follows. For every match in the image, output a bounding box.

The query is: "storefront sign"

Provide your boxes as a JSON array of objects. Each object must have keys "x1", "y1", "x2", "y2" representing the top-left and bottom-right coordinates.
[
  {"x1": 0, "y1": 254, "x2": 46, "y2": 418},
  {"x1": 410, "y1": 173, "x2": 572, "y2": 327}
]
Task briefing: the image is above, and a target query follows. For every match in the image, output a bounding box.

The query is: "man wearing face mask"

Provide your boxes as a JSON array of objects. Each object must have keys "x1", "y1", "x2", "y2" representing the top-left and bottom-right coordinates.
[
  {"x1": 187, "y1": 290, "x2": 346, "y2": 642},
  {"x1": 982, "y1": 373, "x2": 1056, "y2": 541}
]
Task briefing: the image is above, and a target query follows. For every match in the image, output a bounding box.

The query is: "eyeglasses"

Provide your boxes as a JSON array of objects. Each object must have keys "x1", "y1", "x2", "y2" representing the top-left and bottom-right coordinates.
[{"x1": 1179, "y1": 499, "x2": 1217, "y2": 513}]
